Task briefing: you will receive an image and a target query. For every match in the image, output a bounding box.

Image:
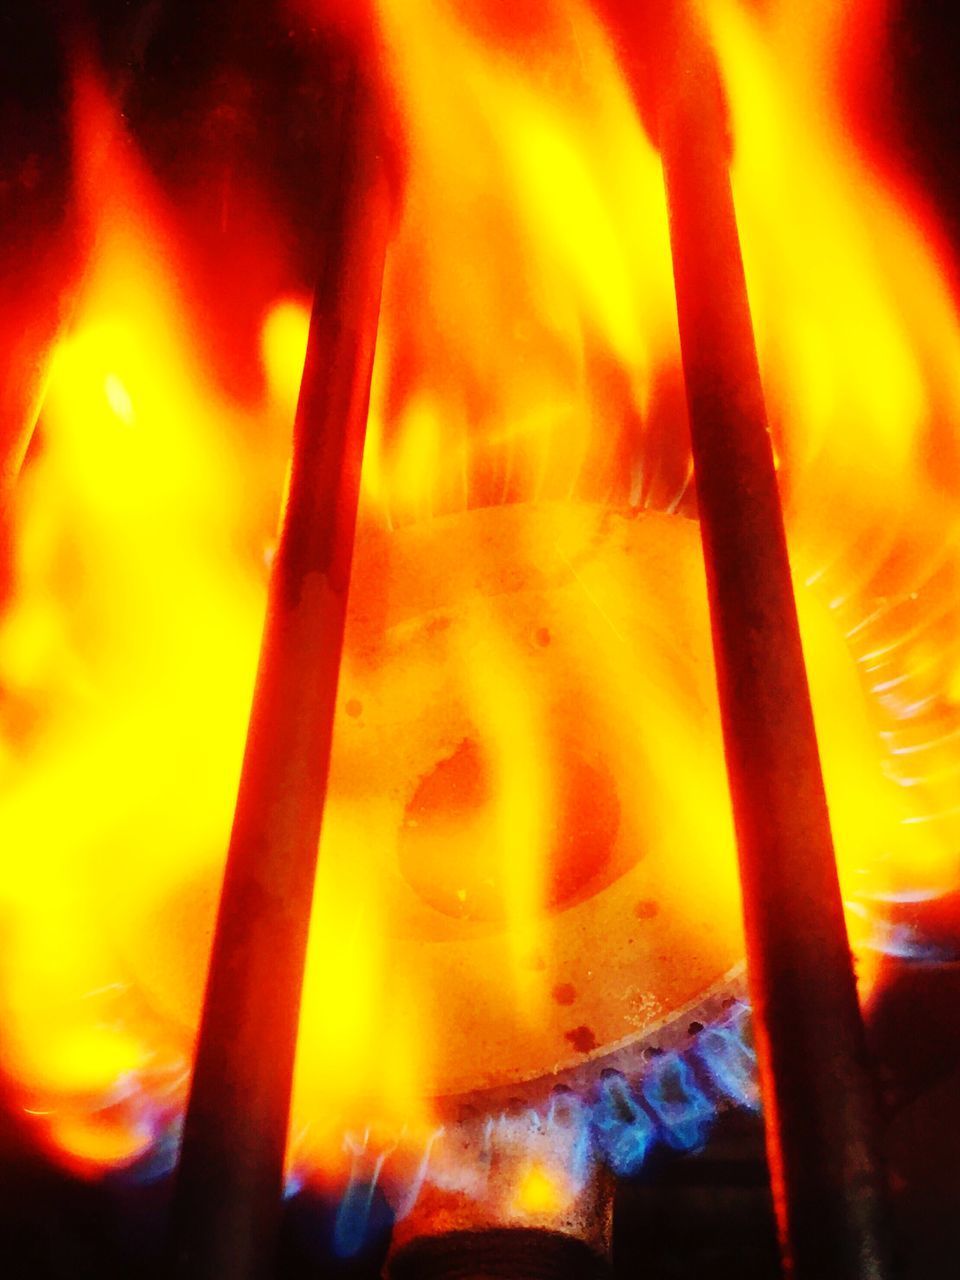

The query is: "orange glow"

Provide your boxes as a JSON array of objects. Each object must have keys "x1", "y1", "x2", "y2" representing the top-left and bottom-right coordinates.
[
  {"x1": 49, "y1": 1114, "x2": 158, "y2": 1171},
  {"x1": 512, "y1": 1163, "x2": 570, "y2": 1217},
  {"x1": 261, "y1": 298, "x2": 311, "y2": 412},
  {"x1": 702, "y1": 0, "x2": 960, "y2": 917},
  {"x1": 0, "y1": 0, "x2": 958, "y2": 1199}
]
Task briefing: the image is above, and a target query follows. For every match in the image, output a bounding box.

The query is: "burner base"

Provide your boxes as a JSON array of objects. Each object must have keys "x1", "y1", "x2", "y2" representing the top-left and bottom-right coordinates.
[{"x1": 389, "y1": 1229, "x2": 610, "y2": 1280}]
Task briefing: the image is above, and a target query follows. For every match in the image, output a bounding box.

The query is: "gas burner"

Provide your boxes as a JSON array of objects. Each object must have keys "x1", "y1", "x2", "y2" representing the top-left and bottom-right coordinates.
[{"x1": 2, "y1": 4, "x2": 960, "y2": 1280}]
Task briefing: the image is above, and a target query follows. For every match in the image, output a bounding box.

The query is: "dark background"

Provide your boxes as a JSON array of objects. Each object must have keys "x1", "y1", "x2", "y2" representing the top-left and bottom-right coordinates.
[{"x1": 1, "y1": 2, "x2": 960, "y2": 1276}]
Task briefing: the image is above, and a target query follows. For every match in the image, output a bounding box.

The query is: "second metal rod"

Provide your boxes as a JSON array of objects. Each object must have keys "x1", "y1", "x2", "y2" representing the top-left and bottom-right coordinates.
[
  {"x1": 165, "y1": 61, "x2": 392, "y2": 1280},
  {"x1": 654, "y1": 7, "x2": 894, "y2": 1279}
]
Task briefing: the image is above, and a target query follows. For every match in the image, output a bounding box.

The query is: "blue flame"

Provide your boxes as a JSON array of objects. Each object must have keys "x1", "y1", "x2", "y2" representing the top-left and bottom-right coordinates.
[
  {"x1": 128, "y1": 997, "x2": 760, "y2": 1256},
  {"x1": 846, "y1": 899, "x2": 960, "y2": 963},
  {"x1": 333, "y1": 1132, "x2": 396, "y2": 1258},
  {"x1": 544, "y1": 1089, "x2": 594, "y2": 1190},
  {"x1": 582, "y1": 999, "x2": 758, "y2": 1175},
  {"x1": 640, "y1": 1051, "x2": 716, "y2": 1153},
  {"x1": 313, "y1": 997, "x2": 763, "y2": 1253},
  {"x1": 692, "y1": 1001, "x2": 759, "y2": 1109},
  {"x1": 334, "y1": 1176, "x2": 382, "y2": 1258},
  {"x1": 592, "y1": 1070, "x2": 656, "y2": 1175}
]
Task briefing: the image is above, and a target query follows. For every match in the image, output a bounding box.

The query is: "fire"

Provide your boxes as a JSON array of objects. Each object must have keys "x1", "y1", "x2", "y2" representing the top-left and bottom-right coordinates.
[
  {"x1": 363, "y1": 0, "x2": 683, "y2": 523},
  {"x1": 512, "y1": 1163, "x2": 570, "y2": 1217},
  {"x1": 0, "y1": 78, "x2": 266, "y2": 1170},
  {"x1": 704, "y1": 0, "x2": 960, "y2": 915},
  {"x1": 261, "y1": 298, "x2": 311, "y2": 413},
  {"x1": 0, "y1": 0, "x2": 958, "y2": 1211}
]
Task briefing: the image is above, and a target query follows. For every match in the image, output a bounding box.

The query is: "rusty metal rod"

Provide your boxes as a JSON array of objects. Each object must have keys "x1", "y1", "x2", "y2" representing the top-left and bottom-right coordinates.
[
  {"x1": 651, "y1": 7, "x2": 895, "y2": 1279},
  {"x1": 164, "y1": 63, "x2": 391, "y2": 1280}
]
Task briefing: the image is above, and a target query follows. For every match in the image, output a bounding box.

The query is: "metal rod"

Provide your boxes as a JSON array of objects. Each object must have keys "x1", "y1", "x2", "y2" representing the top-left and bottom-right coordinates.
[
  {"x1": 164, "y1": 62, "x2": 391, "y2": 1280},
  {"x1": 649, "y1": 6, "x2": 895, "y2": 1279}
]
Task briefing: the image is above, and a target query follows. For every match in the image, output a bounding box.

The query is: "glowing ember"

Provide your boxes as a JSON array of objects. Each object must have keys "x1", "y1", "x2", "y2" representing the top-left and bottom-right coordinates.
[{"x1": 0, "y1": 0, "x2": 957, "y2": 1224}]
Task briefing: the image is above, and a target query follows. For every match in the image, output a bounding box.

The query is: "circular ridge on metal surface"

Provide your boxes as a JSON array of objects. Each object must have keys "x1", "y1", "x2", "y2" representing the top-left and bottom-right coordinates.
[{"x1": 389, "y1": 1230, "x2": 611, "y2": 1280}]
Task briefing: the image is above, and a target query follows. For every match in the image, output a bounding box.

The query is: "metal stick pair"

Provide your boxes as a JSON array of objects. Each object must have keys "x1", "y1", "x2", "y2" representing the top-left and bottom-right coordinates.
[{"x1": 166, "y1": 9, "x2": 894, "y2": 1279}]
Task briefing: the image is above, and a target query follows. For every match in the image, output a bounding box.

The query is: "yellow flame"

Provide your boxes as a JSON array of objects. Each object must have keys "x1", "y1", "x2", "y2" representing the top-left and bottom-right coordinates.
[
  {"x1": 262, "y1": 298, "x2": 311, "y2": 411},
  {"x1": 1, "y1": 0, "x2": 959, "y2": 1184},
  {"x1": 512, "y1": 1163, "x2": 570, "y2": 1217}
]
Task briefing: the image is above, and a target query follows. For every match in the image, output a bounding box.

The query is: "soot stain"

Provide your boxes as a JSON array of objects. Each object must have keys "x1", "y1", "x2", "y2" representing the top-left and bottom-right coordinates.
[{"x1": 565, "y1": 1025, "x2": 597, "y2": 1054}]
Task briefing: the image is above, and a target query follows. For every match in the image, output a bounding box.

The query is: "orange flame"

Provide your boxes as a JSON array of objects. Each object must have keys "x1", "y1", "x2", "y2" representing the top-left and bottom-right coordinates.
[{"x1": 0, "y1": 0, "x2": 957, "y2": 1194}]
